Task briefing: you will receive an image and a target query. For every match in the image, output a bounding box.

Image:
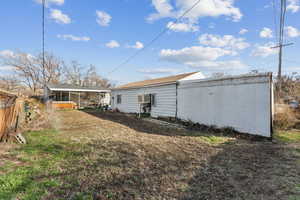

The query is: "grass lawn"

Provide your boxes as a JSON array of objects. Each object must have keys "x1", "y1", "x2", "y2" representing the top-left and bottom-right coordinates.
[
  {"x1": 0, "y1": 110, "x2": 299, "y2": 200},
  {"x1": 275, "y1": 130, "x2": 300, "y2": 143}
]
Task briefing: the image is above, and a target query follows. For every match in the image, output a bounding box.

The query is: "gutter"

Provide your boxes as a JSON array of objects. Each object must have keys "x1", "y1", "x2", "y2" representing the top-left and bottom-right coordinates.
[{"x1": 270, "y1": 73, "x2": 274, "y2": 140}]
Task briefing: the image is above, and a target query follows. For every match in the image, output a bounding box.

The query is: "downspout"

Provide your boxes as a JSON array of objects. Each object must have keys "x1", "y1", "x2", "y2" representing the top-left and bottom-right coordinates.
[{"x1": 270, "y1": 73, "x2": 274, "y2": 140}]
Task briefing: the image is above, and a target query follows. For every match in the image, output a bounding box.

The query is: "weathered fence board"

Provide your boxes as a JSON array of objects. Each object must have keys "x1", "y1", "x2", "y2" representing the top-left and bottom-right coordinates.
[{"x1": 0, "y1": 90, "x2": 20, "y2": 141}]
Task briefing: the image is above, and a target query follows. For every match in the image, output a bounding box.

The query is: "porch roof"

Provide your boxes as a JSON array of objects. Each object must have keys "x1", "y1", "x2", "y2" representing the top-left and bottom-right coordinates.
[{"x1": 47, "y1": 84, "x2": 110, "y2": 93}]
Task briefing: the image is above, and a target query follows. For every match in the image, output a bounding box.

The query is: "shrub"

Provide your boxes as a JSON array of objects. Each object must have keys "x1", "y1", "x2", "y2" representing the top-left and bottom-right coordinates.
[{"x1": 274, "y1": 105, "x2": 298, "y2": 130}]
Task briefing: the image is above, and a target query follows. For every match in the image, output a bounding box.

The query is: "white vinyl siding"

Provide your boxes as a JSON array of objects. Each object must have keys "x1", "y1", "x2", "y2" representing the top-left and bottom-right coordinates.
[
  {"x1": 177, "y1": 75, "x2": 273, "y2": 137},
  {"x1": 112, "y1": 84, "x2": 177, "y2": 118}
]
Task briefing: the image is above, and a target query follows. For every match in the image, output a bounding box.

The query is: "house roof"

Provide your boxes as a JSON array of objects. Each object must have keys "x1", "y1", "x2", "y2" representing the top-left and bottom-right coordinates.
[
  {"x1": 114, "y1": 72, "x2": 198, "y2": 90},
  {"x1": 47, "y1": 84, "x2": 110, "y2": 93}
]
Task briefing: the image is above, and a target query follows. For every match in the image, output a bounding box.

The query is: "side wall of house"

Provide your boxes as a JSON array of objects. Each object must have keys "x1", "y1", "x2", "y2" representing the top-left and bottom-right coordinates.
[
  {"x1": 111, "y1": 89, "x2": 140, "y2": 113},
  {"x1": 177, "y1": 75, "x2": 273, "y2": 137},
  {"x1": 111, "y1": 84, "x2": 177, "y2": 118}
]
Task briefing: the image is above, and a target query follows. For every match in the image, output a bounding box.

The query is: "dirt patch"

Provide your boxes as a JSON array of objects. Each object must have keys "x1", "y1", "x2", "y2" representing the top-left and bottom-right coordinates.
[
  {"x1": 42, "y1": 110, "x2": 299, "y2": 199},
  {"x1": 1, "y1": 110, "x2": 299, "y2": 199}
]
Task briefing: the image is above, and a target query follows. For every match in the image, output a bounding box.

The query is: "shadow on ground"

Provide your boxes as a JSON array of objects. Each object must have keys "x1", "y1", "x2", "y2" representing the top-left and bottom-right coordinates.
[
  {"x1": 43, "y1": 138, "x2": 300, "y2": 199},
  {"x1": 83, "y1": 110, "x2": 238, "y2": 139},
  {"x1": 1, "y1": 110, "x2": 299, "y2": 200}
]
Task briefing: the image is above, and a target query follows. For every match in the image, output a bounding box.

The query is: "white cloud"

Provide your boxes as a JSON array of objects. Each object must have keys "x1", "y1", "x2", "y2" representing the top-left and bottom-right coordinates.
[
  {"x1": 35, "y1": 0, "x2": 64, "y2": 6},
  {"x1": 166, "y1": 21, "x2": 199, "y2": 32},
  {"x1": 128, "y1": 41, "x2": 144, "y2": 49},
  {"x1": 259, "y1": 27, "x2": 273, "y2": 38},
  {"x1": 57, "y1": 34, "x2": 90, "y2": 41},
  {"x1": 0, "y1": 50, "x2": 14, "y2": 58},
  {"x1": 0, "y1": 65, "x2": 14, "y2": 71},
  {"x1": 138, "y1": 68, "x2": 179, "y2": 74},
  {"x1": 188, "y1": 60, "x2": 247, "y2": 70},
  {"x1": 147, "y1": 0, "x2": 174, "y2": 22},
  {"x1": 105, "y1": 40, "x2": 120, "y2": 48},
  {"x1": 239, "y1": 28, "x2": 248, "y2": 35},
  {"x1": 198, "y1": 34, "x2": 250, "y2": 52},
  {"x1": 147, "y1": 0, "x2": 242, "y2": 23},
  {"x1": 285, "y1": 26, "x2": 300, "y2": 37},
  {"x1": 159, "y1": 44, "x2": 248, "y2": 71},
  {"x1": 160, "y1": 46, "x2": 233, "y2": 64},
  {"x1": 287, "y1": 0, "x2": 300, "y2": 13},
  {"x1": 0, "y1": 50, "x2": 34, "y2": 62},
  {"x1": 96, "y1": 11, "x2": 112, "y2": 27},
  {"x1": 252, "y1": 43, "x2": 278, "y2": 57},
  {"x1": 50, "y1": 9, "x2": 71, "y2": 24}
]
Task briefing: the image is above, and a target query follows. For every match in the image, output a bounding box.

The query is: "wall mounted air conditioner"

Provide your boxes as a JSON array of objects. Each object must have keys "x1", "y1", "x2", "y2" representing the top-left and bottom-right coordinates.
[{"x1": 138, "y1": 94, "x2": 151, "y2": 104}]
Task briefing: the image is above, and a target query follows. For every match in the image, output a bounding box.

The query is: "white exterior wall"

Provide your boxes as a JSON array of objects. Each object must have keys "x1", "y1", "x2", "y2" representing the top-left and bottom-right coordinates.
[
  {"x1": 101, "y1": 93, "x2": 111, "y2": 105},
  {"x1": 111, "y1": 84, "x2": 177, "y2": 118},
  {"x1": 177, "y1": 75, "x2": 273, "y2": 137}
]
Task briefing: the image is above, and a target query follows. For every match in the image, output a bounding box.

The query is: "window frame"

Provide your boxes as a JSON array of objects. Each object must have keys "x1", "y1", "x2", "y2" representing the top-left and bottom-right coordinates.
[
  {"x1": 151, "y1": 94, "x2": 156, "y2": 107},
  {"x1": 117, "y1": 95, "x2": 122, "y2": 104}
]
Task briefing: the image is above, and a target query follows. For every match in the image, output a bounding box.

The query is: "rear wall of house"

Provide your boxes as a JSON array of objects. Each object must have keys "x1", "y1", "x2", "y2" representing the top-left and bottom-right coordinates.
[
  {"x1": 111, "y1": 84, "x2": 177, "y2": 118},
  {"x1": 177, "y1": 75, "x2": 273, "y2": 137}
]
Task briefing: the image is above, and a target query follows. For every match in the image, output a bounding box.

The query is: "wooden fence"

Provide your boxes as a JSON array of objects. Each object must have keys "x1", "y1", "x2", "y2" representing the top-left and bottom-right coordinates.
[{"x1": 0, "y1": 90, "x2": 21, "y2": 142}]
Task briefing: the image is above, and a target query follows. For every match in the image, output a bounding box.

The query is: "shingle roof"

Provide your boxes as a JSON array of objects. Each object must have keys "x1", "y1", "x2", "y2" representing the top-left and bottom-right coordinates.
[
  {"x1": 47, "y1": 84, "x2": 110, "y2": 92},
  {"x1": 114, "y1": 72, "x2": 197, "y2": 90}
]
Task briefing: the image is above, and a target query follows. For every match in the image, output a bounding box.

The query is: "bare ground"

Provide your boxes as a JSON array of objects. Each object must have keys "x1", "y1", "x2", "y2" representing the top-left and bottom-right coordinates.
[
  {"x1": 44, "y1": 110, "x2": 300, "y2": 200},
  {"x1": 1, "y1": 110, "x2": 300, "y2": 200}
]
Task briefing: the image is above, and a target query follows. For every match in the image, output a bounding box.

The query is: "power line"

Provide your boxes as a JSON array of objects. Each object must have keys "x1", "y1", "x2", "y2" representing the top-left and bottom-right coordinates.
[
  {"x1": 106, "y1": 0, "x2": 202, "y2": 76},
  {"x1": 272, "y1": 0, "x2": 279, "y2": 43}
]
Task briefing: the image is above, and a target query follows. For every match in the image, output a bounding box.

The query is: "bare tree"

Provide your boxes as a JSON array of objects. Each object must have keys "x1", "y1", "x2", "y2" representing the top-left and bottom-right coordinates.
[
  {"x1": 1, "y1": 51, "x2": 113, "y2": 93},
  {"x1": 83, "y1": 65, "x2": 113, "y2": 88},
  {"x1": 0, "y1": 76, "x2": 20, "y2": 92},
  {"x1": 1, "y1": 51, "x2": 63, "y2": 93},
  {"x1": 63, "y1": 63, "x2": 113, "y2": 88},
  {"x1": 275, "y1": 72, "x2": 300, "y2": 101},
  {"x1": 37, "y1": 53, "x2": 63, "y2": 86},
  {"x1": 63, "y1": 61, "x2": 84, "y2": 86}
]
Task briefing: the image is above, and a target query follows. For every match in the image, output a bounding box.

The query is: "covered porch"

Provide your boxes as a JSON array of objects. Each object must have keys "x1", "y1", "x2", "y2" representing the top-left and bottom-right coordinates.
[{"x1": 45, "y1": 84, "x2": 111, "y2": 109}]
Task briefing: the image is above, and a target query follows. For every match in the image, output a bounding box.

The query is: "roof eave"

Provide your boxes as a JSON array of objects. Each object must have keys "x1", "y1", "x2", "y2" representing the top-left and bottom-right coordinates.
[
  {"x1": 112, "y1": 81, "x2": 177, "y2": 91},
  {"x1": 48, "y1": 88, "x2": 111, "y2": 93}
]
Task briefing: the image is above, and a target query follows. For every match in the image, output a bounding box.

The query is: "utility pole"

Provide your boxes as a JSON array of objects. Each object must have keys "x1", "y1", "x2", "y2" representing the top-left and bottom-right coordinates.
[
  {"x1": 271, "y1": 0, "x2": 293, "y2": 97},
  {"x1": 42, "y1": 0, "x2": 46, "y2": 87}
]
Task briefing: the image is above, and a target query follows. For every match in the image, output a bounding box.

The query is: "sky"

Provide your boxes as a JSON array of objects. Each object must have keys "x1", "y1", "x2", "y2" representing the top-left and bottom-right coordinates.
[{"x1": 0, "y1": 0, "x2": 300, "y2": 85}]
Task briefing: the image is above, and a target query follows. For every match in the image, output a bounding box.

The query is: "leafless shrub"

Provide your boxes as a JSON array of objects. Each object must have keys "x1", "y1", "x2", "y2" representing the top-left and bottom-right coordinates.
[{"x1": 274, "y1": 105, "x2": 298, "y2": 130}]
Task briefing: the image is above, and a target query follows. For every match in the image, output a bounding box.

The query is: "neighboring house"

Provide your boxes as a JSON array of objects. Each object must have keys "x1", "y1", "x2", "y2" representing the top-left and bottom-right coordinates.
[
  {"x1": 111, "y1": 72, "x2": 274, "y2": 137},
  {"x1": 45, "y1": 84, "x2": 111, "y2": 109}
]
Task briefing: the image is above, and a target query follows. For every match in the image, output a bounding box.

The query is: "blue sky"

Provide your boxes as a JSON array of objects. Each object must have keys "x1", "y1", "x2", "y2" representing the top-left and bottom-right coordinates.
[{"x1": 0, "y1": 0, "x2": 300, "y2": 84}]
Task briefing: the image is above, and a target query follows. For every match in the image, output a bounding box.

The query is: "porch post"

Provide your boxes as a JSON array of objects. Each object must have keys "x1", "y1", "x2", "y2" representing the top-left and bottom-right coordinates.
[
  {"x1": 99, "y1": 92, "x2": 101, "y2": 106},
  {"x1": 60, "y1": 91, "x2": 62, "y2": 101},
  {"x1": 78, "y1": 92, "x2": 81, "y2": 109},
  {"x1": 69, "y1": 91, "x2": 71, "y2": 102}
]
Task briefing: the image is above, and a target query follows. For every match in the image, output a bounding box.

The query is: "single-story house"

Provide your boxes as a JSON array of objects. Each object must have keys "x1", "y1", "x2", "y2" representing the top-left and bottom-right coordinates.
[
  {"x1": 44, "y1": 84, "x2": 111, "y2": 109},
  {"x1": 111, "y1": 72, "x2": 205, "y2": 118},
  {"x1": 111, "y1": 72, "x2": 274, "y2": 137}
]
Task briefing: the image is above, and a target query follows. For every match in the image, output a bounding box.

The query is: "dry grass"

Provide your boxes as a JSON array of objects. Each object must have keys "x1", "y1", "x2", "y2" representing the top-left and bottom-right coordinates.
[
  {"x1": 0, "y1": 110, "x2": 300, "y2": 200},
  {"x1": 274, "y1": 104, "x2": 300, "y2": 130}
]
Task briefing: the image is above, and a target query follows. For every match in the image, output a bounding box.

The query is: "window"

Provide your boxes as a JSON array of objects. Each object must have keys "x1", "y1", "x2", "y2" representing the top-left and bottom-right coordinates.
[
  {"x1": 151, "y1": 94, "x2": 156, "y2": 107},
  {"x1": 117, "y1": 95, "x2": 122, "y2": 104}
]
